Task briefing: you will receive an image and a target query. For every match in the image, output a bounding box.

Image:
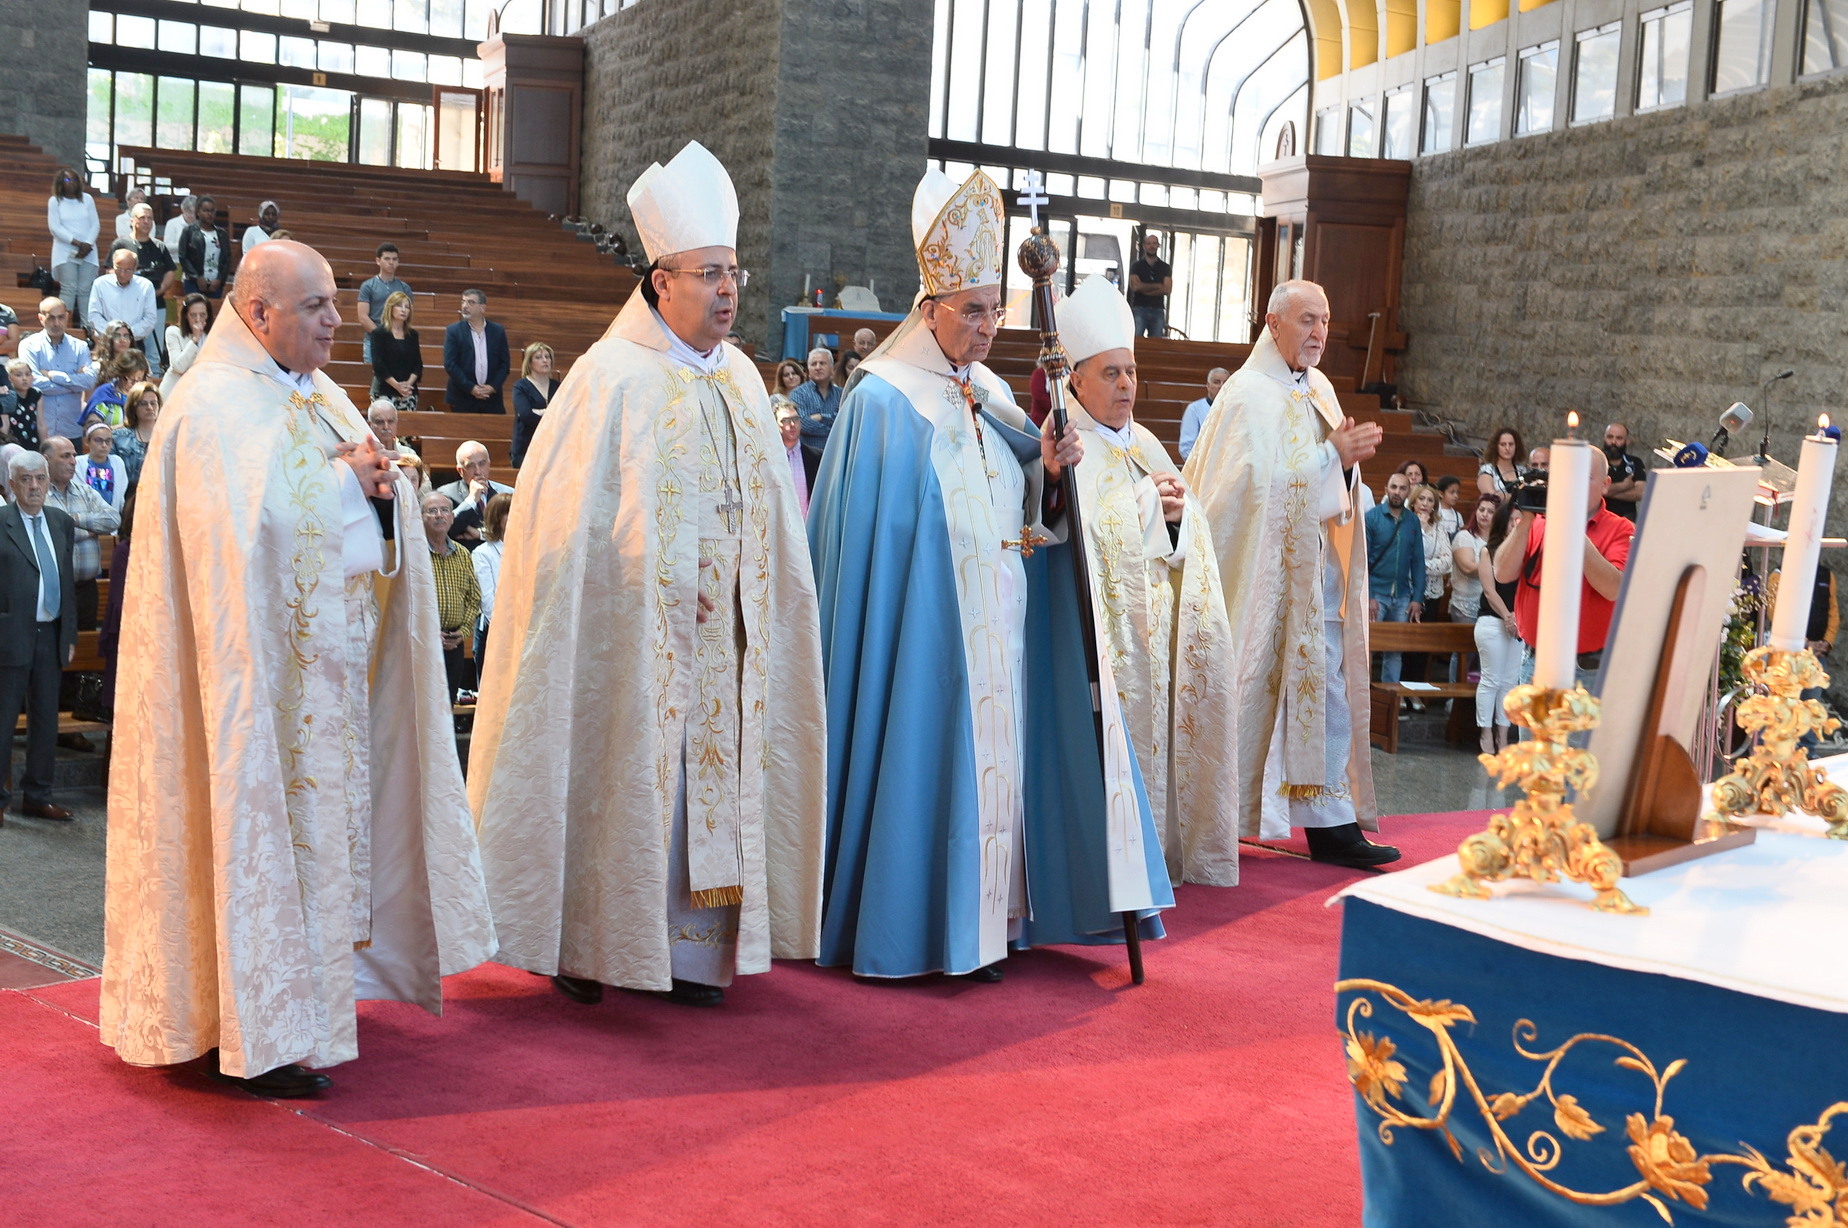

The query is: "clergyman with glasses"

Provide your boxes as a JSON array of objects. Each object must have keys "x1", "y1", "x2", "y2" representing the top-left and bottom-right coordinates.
[
  {"x1": 468, "y1": 141, "x2": 827, "y2": 1012},
  {"x1": 804, "y1": 168, "x2": 1172, "y2": 984}
]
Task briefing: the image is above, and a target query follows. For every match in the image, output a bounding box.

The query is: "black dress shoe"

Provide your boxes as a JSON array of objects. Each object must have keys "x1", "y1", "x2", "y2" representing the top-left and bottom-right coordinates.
[
  {"x1": 56, "y1": 733, "x2": 95, "y2": 753},
  {"x1": 208, "y1": 1054, "x2": 331, "y2": 1099},
  {"x1": 17, "y1": 801, "x2": 73, "y2": 821},
  {"x1": 551, "y1": 973, "x2": 605, "y2": 1004},
  {"x1": 1306, "y1": 822, "x2": 1402, "y2": 868},
  {"x1": 959, "y1": 962, "x2": 1005, "y2": 983},
  {"x1": 661, "y1": 978, "x2": 725, "y2": 1007}
]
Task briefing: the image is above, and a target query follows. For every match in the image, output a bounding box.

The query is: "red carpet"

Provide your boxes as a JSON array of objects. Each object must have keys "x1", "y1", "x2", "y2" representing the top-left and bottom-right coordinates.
[{"x1": 3, "y1": 811, "x2": 1491, "y2": 1228}]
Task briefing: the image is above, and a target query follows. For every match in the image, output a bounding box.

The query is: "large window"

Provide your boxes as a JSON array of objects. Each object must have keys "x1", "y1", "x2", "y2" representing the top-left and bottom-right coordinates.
[
  {"x1": 1382, "y1": 87, "x2": 1415, "y2": 159},
  {"x1": 1712, "y1": 0, "x2": 1776, "y2": 93},
  {"x1": 1639, "y1": 2, "x2": 1693, "y2": 108},
  {"x1": 86, "y1": 0, "x2": 523, "y2": 175},
  {"x1": 1422, "y1": 72, "x2": 1457, "y2": 154},
  {"x1": 1348, "y1": 99, "x2": 1376, "y2": 157},
  {"x1": 926, "y1": 0, "x2": 1303, "y2": 341},
  {"x1": 1803, "y1": 0, "x2": 1848, "y2": 73},
  {"x1": 1515, "y1": 41, "x2": 1559, "y2": 135},
  {"x1": 1572, "y1": 22, "x2": 1622, "y2": 123},
  {"x1": 1316, "y1": 107, "x2": 1343, "y2": 155},
  {"x1": 1467, "y1": 58, "x2": 1506, "y2": 145}
]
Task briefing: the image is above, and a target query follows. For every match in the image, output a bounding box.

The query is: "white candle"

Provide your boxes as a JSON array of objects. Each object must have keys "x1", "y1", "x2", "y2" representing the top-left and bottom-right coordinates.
[
  {"x1": 1768, "y1": 417, "x2": 1839, "y2": 651},
  {"x1": 803, "y1": 274, "x2": 811, "y2": 297},
  {"x1": 1534, "y1": 430, "x2": 1593, "y2": 690}
]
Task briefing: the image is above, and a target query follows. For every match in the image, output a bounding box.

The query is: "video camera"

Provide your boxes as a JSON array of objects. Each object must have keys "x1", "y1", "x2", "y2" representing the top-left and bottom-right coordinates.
[{"x1": 1509, "y1": 472, "x2": 1549, "y2": 513}]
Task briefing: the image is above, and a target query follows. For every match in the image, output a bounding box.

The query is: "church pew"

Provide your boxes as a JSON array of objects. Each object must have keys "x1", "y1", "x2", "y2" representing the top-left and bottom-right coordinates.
[{"x1": 1365, "y1": 621, "x2": 1479, "y2": 754}]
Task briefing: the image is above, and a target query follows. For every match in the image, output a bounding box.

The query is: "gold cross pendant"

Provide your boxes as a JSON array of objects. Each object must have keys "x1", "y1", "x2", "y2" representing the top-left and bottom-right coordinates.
[{"x1": 1003, "y1": 526, "x2": 1051, "y2": 558}]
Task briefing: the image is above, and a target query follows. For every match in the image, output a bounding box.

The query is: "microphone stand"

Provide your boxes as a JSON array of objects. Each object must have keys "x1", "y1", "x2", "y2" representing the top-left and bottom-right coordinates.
[
  {"x1": 1757, "y1": 370, "x2": 1794, "y2": 463},
  {"x1": 1017, "y1": 226, "x2": 1145, "y2": 986}
]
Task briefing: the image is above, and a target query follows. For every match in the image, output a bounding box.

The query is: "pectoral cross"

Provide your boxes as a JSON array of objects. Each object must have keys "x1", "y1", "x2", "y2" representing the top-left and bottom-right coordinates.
[
  {"x1": 716, "y1": 483, "x2": 744, "y2": 535},
  {"x1": 1003, "y1": 525, "x2": 1050, "y2": 558},
  {"x1": 1017, "y1": 170, "x2": 1049, "y2": 230}
]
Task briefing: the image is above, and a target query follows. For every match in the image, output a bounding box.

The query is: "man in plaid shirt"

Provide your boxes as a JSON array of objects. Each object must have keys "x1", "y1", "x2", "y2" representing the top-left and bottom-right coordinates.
[{"x1": 422, "y1": 491, "x2": 480, "y2": 701}]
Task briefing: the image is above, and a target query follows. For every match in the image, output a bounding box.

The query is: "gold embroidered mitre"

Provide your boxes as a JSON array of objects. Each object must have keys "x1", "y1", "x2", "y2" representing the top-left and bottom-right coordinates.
[{"x1": 912, "y1": 169, "x2": 1005, "y2": 297}]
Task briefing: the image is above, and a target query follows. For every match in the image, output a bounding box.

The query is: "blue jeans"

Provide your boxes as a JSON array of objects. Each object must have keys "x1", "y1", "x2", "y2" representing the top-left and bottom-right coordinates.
[
  {"x1": 1375, "y1": 594, "x2": 1412, "y2": 683},
  {"x1": 1131, "y1": 304, "x2": 1166, "y2": 337}
]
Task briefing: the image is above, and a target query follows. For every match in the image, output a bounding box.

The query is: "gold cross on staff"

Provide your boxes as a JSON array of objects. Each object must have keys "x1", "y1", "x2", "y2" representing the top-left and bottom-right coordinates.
[{"x1": 1003, "y1": 525, "x2": 1050, "y2": 557}]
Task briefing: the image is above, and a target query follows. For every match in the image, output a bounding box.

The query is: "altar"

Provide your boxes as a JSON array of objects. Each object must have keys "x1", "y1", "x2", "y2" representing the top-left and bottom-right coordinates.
[{"x1": 1334, "y1": 806, "x2": 1848, "y2": 1226}]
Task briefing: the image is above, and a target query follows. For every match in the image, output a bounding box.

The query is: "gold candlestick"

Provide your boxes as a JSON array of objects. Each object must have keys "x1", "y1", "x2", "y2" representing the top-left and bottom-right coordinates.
[
  {"x1": 1431, "y1": 684, "x2": 1645, "y2": 914},
  {"x1": 1709, "y1": 645, "x2": 1848, "y2": 838}
]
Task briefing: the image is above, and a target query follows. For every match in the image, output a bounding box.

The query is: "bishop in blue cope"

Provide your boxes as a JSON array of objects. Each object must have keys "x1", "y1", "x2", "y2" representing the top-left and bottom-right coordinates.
[{"x1": 806, "y1": 168, "x2": 1172, "y2": 982}]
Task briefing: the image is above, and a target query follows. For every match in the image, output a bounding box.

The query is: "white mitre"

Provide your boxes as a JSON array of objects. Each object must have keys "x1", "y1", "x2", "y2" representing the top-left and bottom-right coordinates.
[
  {"x1": 1059, "y1": 273, "x2": 1137, "y2": 367},
  {"x1": 911, "y1": 168, "x2": 1004, "y2": 296},
  {"x1": 627, "y1": 140, "x2": 739, "y2": 262}
]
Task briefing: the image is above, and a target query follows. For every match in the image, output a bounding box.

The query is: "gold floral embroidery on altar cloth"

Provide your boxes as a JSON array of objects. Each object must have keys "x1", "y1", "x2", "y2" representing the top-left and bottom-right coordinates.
[{"x1": 1337, "y1": 977, "x2": 1848, "y2": 1226}]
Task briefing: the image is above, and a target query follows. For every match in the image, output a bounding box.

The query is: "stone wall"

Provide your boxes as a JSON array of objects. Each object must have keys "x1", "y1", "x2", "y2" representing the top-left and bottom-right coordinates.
[
  {"x1": 578, "y1": 0, "x2": 932, "y2": 350},
  {"x1": 0, "y1": 0, "x2": 89, "y2": 170},
  {"x1": 766, "y1": 0, "x2": 933, "y2": 339},
  {"x1": 579, "y1": 0, "x2": 783, "y2": 343},
  {"x1": 1402, "y1": 72, "x2": 1848, "y2": 470},
  {"x1": 1400, "y1": 75, "x2": 1848, "y2": 698}
]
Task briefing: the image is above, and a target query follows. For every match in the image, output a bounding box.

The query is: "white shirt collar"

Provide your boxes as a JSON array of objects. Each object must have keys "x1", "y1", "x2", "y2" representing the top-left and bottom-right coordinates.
[
  {"x1": 1092, "y1": 418, "x2": 1137, "y2": 449},
  {"x1": 652, "y1": 308, "x2": 725, "y2": 375}
]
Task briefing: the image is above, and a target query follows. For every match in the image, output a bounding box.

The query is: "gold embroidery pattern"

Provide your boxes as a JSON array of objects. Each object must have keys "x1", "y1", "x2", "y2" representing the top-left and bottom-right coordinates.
[
  {"x1": 652, "y1": 369, "x2": 692, "y2": 843},
  {"x1": 278, "y1": 393, "x2": 330, "y2": 834},
  {"x1": 917, "y1": 172, "x2": 1005, "y2": 296},
  {"x1": 1275, "y1": 388, "x2": 1324, "y2": 774},
  {"x1": 1338, "y1": 978, "x2": 1848, "y2": 1226}
]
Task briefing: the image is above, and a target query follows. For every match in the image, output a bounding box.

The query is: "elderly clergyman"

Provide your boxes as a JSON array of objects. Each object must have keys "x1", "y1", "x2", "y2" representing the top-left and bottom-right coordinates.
[
  {"x1": 470, "y1": 141, "x2": 826, "y2": 1010},
  {"x1": 100, "y1": 240, "x2": 495, "y2": 1098},
  {"x1": 807, "y1": 169, "x2": 1171, "y2": 982},
  {"x1": 1182, "y1": 279, "x2": 1398, "y2": 868},
  {"x1": 1055, "y1": 274, "x2": 1239, "y2": 886}
]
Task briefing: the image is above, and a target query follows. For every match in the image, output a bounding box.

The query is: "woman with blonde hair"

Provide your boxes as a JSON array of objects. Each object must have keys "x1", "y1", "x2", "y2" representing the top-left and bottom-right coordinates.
[
  {"x1": 369, "y1": 288, "x2": 423, "y2": 412},
  {"x1": 512, "y1": 341, "x2": 556, "y2": 467}
]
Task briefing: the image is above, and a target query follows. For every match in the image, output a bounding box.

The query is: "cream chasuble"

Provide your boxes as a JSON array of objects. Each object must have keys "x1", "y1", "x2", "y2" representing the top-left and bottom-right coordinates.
[
  {"x1": 1067, "y1": 404, "x2": 1240, "y2": 885},
  {"x1": 100, "y1": 304, "x2": 496, "y2": 1079},
  {"x1": 1181, "y1": 330, "x2": 1378, "y2": 839},
  {"x1": 468, "y1": 293, "x2": 826, "y2": 991}
]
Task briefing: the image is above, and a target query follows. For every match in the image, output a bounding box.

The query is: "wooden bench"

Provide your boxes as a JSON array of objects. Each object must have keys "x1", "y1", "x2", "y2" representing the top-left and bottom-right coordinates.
[{"x1": 1367, "y1": 620, "x2": 1479, "y2": 754}]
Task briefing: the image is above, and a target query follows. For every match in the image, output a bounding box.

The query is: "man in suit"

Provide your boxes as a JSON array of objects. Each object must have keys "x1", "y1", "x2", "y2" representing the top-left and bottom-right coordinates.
[
  {"x1": 442, "y1": 288, "x2": 510, "y2": 413},
  {"x1": 0, "y1": 450, "x2": 79, "y2": 824}
]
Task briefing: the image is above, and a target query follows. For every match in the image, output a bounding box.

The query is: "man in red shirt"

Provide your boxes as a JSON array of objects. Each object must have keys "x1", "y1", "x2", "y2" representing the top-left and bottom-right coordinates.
[{"x1": 1492, "y1": 460, "x2": 1634, "y2": 685}]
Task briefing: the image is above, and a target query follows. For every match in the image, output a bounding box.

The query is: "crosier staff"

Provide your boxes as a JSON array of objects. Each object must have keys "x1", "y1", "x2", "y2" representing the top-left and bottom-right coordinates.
[{"x1": 1016, "y1": 216, "x2": 1146, "y2": 987}]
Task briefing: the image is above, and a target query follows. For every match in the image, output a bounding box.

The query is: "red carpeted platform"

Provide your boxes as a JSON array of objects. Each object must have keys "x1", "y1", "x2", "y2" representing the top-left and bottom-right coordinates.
[{"x1": 3, "y1": 811, "x2": 1490, "y2": 1228}]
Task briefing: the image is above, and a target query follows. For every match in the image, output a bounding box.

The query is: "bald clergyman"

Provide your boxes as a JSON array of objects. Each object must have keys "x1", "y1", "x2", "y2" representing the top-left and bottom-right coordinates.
[
  {"x1": 1183, "y1": 279, "x2": 1399, "y2": 868},
  {"x1": 100, "y1": 240, "x2": 495, "y2": 1098}
]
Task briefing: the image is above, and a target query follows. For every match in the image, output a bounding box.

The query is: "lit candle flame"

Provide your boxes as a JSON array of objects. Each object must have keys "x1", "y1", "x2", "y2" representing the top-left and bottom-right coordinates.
[
  {"x1": 1822, "y1": 414, "x2": 1832, "y2": 431},
  {"x1": 1567, "y1": 411, "x2": 1580, "y2": 429}
]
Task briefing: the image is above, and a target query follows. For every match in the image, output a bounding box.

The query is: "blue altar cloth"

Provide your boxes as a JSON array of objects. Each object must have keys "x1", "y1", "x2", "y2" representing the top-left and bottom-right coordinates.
[{"x1": 1337, "y1": 897, "x2": 1848, "y2": 1227}]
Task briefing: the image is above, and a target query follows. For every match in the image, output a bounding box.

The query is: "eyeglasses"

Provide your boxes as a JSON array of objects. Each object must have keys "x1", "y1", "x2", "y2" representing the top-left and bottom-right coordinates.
[
  {"x1": 930, "y1": 302, "x2": 1005, "y2": 325},
  {"x1": 661, "y1": 264, "x2": 750, "y2": 288}
]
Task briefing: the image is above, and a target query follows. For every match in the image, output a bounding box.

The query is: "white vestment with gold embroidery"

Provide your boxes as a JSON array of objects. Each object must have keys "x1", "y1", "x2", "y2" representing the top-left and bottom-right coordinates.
[
  {"x1": 468, "y1": 293, "x2": 827, "y2": 991},
  {"x1": 1182, "y1": 331, "x2": 1378, "y2": 839},
  {"x1": 100, "y1": 305, "x2": 496, "y2": 1078},
  {"x1": 1067, "y1": 404, "x2": 1240, "y2": 885}
]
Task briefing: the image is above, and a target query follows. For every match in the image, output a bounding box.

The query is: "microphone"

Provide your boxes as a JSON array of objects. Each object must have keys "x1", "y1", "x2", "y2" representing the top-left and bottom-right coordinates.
[
  {"x1": 1769, "y1": 369, "x2": 1795, "y2": 382},
  {"x1": 1711, "y1": 401, "x2": 1752, "y2": 453},
  {"x1": 1673, "y1": 441, "x2": 1711, "y2": 468}
]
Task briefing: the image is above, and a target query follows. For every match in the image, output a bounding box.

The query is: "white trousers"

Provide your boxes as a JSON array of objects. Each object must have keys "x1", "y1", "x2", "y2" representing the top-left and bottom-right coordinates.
[{"x1": 1474, "y1": 614, "x2": 1524, "y2": 729}]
